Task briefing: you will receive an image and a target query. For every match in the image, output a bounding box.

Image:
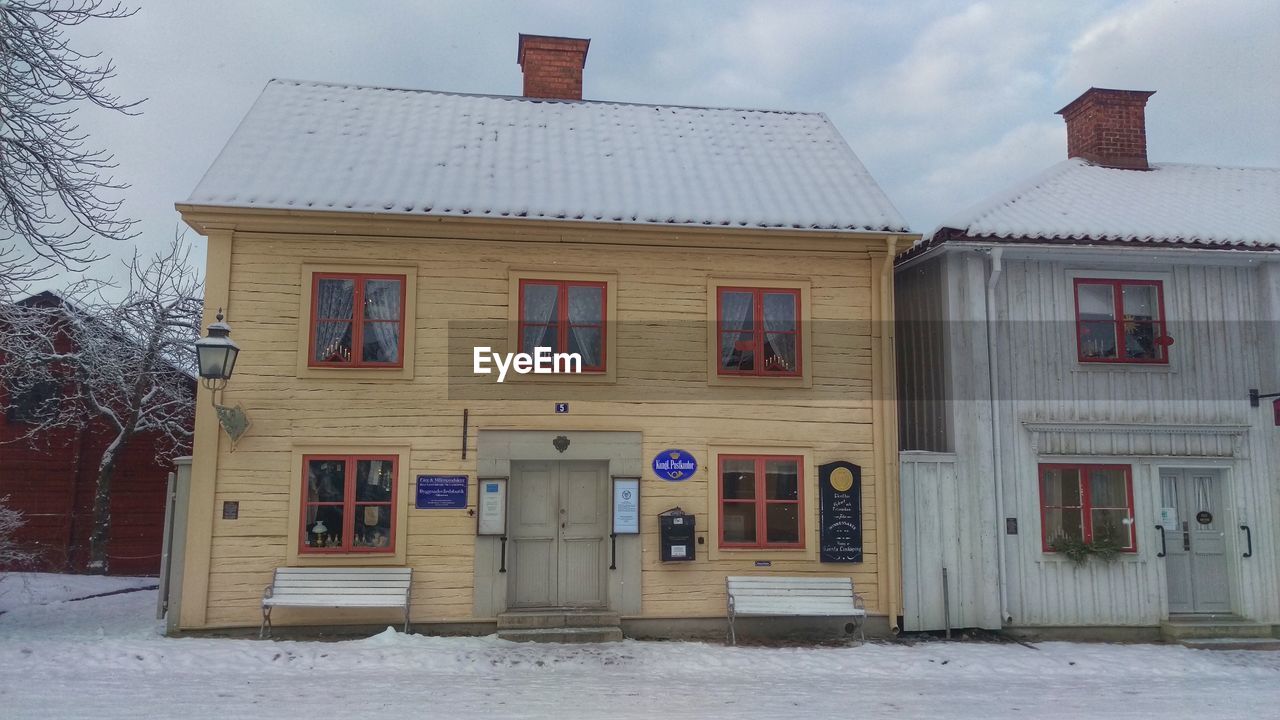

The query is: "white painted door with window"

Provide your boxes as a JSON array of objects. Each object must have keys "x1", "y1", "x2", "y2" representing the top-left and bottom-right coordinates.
[{"x1": 1160, "y1": 470, "x2": 1231, "y2": 615}]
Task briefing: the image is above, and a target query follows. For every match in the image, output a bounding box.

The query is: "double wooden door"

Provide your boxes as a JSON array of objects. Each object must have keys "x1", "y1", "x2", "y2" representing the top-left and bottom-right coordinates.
[
  {"x1": 1160, "y1": 469, "x2": 1230, "y2": 614},
  {"x1": 508, "y1": 460, "x2": 609, "y2": 608}
]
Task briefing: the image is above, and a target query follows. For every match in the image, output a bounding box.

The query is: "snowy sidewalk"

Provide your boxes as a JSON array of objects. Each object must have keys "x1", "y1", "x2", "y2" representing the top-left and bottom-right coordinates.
[{"x1": 2, "y1": 573, "x2": 1278, "y2": 719}]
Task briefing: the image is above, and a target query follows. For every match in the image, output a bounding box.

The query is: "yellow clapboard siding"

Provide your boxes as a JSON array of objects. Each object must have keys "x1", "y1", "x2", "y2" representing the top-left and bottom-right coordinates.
[{"x1": 184, "y1": 216, "x2": 902, "y2": 629}]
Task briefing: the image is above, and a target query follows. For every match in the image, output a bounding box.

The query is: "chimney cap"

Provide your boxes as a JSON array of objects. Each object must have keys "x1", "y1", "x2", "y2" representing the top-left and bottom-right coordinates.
[
  {"x1": 517, "y1": 33, "x2": 591, "y2": 67},
  {"x1": 1056, "y1": 87, "x2": 1155, "y2": 117}
]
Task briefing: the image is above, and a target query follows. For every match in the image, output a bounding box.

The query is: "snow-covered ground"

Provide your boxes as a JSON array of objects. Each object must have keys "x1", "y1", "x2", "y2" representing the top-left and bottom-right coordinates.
[{"x1": 1, "y1": 573, "x2": 1278, "y2": 719}]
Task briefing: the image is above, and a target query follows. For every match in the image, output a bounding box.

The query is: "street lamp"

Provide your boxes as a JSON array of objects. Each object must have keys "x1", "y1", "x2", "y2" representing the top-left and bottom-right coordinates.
[
  {"x1": 195, "y1": 309, "x2": 240, "y2": 397},
  {"x1": 195, "y1": 308, "x2": 250, "y2": 449}
]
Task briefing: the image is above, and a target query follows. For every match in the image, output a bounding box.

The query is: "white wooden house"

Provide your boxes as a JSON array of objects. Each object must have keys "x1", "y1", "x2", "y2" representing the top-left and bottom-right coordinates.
[{"x1": 896, "y1": 87, "x2": 1280, "y2": 638}]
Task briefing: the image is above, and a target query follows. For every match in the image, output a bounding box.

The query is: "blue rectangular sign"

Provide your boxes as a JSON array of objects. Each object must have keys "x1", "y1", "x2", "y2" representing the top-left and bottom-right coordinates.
[{"x1": 416, "y1": 475, "x2": 468, "y2": 509}]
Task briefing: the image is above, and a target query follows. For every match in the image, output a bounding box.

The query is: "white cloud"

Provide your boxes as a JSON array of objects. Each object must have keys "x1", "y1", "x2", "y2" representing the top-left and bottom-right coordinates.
[{"x1": 1058, "y1": 0, "x2": 1280, "y2": 167}]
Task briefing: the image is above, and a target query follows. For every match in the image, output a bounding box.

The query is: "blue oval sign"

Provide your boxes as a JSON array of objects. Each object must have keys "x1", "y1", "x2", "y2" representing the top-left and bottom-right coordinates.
[{"x1": 652, "y1": 449, "x2": 698, "y2": 481}]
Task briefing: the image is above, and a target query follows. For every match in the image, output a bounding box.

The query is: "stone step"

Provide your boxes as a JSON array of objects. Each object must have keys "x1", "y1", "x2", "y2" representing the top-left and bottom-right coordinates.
[
  {"x1": 497, "y1": 609, "x2": 621, "y2": 630},
  {"x1": 497, "y1": 626, "x2": 625, "y2": 644},
  {"x1": 1179, "y1": 637, "x2": 1280, "y2": 651},
  {"x1": 1160, "y1": 618, "x2": 1275, "y2": 641}
]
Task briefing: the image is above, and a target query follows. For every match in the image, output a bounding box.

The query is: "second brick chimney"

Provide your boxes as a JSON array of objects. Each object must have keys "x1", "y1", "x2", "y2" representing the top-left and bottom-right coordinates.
[
  {"x1": 1056, "y1": 87, "x2": 1156, "y2": 169},
  {"x1": 518, "y1": 33, "x2": 591, "y2": 101}
]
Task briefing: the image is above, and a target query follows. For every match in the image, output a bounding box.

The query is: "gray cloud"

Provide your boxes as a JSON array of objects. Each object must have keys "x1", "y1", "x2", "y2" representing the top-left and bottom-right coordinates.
[{"x1": 31, "y1": 0, "x2": 1279, "y2": 293}]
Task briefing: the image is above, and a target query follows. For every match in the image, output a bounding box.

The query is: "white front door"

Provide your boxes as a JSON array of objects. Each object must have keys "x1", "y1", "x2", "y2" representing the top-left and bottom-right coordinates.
[
  {"x1": 508, "y1": 460, "x2": 609, "y2": 608},
  {"x1": 1160, "y1": 469, "x2": 1231, "y2": 614}
]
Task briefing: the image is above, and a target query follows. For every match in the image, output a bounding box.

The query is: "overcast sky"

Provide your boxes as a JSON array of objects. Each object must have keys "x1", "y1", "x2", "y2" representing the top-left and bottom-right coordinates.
[{"x1": 45, "y1": 0, "x2": 1280, "y2": 290}]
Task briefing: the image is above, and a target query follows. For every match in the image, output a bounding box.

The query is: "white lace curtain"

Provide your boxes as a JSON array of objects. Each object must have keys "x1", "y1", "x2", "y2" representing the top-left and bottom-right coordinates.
[
  {"x1": 362, "y1": 279, "x2": 401, "y2": 362},
  {"x1": 567, "y1": 285, "x2": 601, "y2": 366},
  {"x1": 315, "y1": 279, "x2": 354, "y2": 361},
  {"x1": 720, "y1": 291, "x2": 753, "y2": 368}
]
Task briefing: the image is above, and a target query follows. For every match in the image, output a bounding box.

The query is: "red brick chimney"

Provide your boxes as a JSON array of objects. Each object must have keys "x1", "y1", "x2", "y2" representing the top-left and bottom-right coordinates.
[
  {"x1": 1056, "y1": 88, "x2": 1156, "y2": 169},
  {"x1": 518, "y1": 34, "x2": 591, "y2": 101}
]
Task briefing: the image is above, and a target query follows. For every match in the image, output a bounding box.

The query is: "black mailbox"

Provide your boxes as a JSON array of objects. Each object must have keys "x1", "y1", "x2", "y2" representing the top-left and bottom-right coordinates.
[{"x1": 659, "y1": 507, "x2": 695, "y2": 562}]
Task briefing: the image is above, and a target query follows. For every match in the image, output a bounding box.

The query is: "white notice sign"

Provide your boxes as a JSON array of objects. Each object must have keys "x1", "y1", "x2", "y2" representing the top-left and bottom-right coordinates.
[
  {"x1": 478, "y1": 478, "x2": 507, "y2": 536},
  {"x1": 613, "y1": 478, "x2": 640, "y2": 534},
  {"x1": 1159, "y1": 507, "x2": 1178, "y2": 528}
]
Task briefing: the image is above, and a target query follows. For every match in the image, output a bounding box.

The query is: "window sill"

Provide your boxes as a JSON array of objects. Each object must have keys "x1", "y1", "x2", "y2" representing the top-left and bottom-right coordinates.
[
  {"x1": 1036, "y1": 554, "x2": 1144, "y2": 565},
  {"x1": 290, "y1": 552, "x2": 405, "y2": 567},
  {"x1": 707, "y1": 374, "x2": 812, "y2": 389},
  {"x1": 1071, "y1": 363, "x2": 1174, "y2": 375}
]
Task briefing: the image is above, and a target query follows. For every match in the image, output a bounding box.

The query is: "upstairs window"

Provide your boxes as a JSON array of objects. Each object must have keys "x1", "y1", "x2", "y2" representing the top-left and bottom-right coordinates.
[
  {"x1": 1074, "y1": 279, "x2": 1167, "y2": 363},
  {"x1": 518, "y1": 279, "x2": 606, "y2": 371},
  {"x1": 4, "y1": 380, "x2": 60, "y2": 423},
  {"x1": 719, "y1": 455, "x2": 804, "y2": 549},
  {"x1": 1040, "y1": 464, "x2": 1136, "y2": 552},
  {"x1": 717, "y1": 287, "x2": 801, "y2": 376},
  {"x1": 300, "y1": 455, "x2": 397, "y2": 554},
  {"x1": 309, "y1": 274, "x2": 405, "y2": 367}
]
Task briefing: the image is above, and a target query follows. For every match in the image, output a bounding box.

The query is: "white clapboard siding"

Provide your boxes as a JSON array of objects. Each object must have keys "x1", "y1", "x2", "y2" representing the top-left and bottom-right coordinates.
[{"x1": 897, "y1": 248, "x2": 1280, "y2": 628}]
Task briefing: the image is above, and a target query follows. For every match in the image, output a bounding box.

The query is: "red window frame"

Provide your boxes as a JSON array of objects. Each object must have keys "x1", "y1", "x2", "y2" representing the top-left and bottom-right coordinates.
[
  {"x1": 718, "y1": 454, "x2": 805, "y2": 549},
  {"x1": 299, "y1": 454, "x2": 398, "y2": 555},
  {"x1": 1073, "y1": 278, "x2": 1168, "y2": 364},
  {"x1": 1038, "y1": 463, "x2": 1137, "y2": 553},
  {"x1": 716, "y1": 287, "x2": 802, "y2": 377},
  {"x1": 517, "y1": 279, "x2": 607, "y2": 372},
  {"x1": 309, "y1": 273, "x2": 407, "y2": 368}
]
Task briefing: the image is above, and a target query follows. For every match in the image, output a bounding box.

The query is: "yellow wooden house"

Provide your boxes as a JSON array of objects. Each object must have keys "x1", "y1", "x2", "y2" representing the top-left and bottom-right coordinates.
[{"x1": 173, "y1": 35, "x2": 916, "y2": 639}]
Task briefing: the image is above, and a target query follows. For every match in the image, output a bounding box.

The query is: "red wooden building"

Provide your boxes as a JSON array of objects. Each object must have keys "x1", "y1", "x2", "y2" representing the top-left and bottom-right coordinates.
[{"x1": 0, "y1": 292, "x2": 195, "y2": 576}]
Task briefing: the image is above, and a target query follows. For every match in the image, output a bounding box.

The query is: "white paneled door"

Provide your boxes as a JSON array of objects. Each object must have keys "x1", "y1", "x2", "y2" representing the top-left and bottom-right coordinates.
[
  {"x1": 508, "y1": 460, "x2": 608, "y2": 608},
  {"x1": 1160, "y1": 470, "x2": 1231, "y2": 614}
]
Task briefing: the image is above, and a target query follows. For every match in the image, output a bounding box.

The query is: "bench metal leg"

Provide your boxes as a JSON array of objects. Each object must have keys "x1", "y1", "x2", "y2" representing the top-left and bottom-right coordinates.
[{"x1": 260, "y1": 606, "x2": 272, "y2": 639}]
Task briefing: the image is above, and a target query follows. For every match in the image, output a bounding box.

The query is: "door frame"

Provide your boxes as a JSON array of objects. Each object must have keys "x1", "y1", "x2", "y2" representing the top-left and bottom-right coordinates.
[
  {"x1": 1153, "y1": 463, "x2": 1239, "y2": 618},
  {"x1": 472, "y1": 430, "x2": 644, "y2": 619}
]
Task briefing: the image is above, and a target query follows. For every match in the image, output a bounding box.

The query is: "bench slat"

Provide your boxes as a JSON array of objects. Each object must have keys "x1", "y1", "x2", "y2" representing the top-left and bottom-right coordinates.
[
  {"x1": 272, "y1": 579, "x2": 411, "y2": 587},
  {"x1": 265, "y1": 595, "x2": 408, "y2": 608},
  {"x1": 270, "y1": 587, "x2": 409, "y2": 596}
]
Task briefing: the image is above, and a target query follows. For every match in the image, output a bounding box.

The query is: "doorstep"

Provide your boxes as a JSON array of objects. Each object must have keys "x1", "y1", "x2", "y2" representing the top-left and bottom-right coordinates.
[
  {"x1": 1159, "y1": 614, "x2": 1276, "y2": 642},
  {"x1": 497, "y1": 608, "x2": 623, "y2": 643}
]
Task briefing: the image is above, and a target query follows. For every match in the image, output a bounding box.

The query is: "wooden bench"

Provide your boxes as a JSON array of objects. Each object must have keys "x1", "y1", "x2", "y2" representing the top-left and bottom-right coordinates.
[
  {"x1": 260, "y1": 567, "x2": 412, "y2": 638},
  {"x1": 725, "y1": 575, "x2": 866, "y2": 645}
]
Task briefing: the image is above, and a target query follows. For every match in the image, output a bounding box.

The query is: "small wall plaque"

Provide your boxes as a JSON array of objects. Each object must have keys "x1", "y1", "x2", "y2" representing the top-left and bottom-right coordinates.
[
  {"x1": 555, "y1": 402, "x2": 569, "y2": 414},
  {"x1": 222, "y1": 501, "x2": 239, "y2": 520}
]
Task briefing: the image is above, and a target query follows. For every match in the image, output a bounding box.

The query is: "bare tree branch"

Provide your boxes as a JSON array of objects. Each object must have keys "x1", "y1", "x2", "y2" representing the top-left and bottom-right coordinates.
[{"x1": 0, "y1": 1, "x2": 143, "y2": 299}]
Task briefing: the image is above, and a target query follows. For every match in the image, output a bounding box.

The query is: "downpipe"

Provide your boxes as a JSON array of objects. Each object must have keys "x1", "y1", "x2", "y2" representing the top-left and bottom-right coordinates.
[{"x1": 983, "y1": 247, "x2": 1013, "y2": 625}]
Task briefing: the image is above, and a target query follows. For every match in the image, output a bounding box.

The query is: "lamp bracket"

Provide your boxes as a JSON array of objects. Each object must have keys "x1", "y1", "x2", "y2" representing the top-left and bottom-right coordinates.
[
  {"x1": 214, "y1": 403, "x2": 251, "y2": 450},
  {"x1": 1249, "y1": 389, "x2": 1280, "y2": 408}
]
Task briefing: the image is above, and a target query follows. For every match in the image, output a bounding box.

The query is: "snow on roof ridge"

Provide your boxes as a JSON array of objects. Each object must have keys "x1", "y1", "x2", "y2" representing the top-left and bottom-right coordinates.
[
  {"x1": 931, "y1": 158, "x2": 1086, "y2": 239},
  {"x1": 265, "y1": 77, "x2": 823, "y2": 118},
  {"x1": 924, "y1": 158, "x2": 1280, "y2": 249},
  {"x1": 186, "y1": 79, "x2": 910, "y2": 233}
]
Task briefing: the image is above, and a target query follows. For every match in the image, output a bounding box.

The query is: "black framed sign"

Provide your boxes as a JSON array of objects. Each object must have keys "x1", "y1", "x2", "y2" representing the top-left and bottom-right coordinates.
[{"x1": 818, "y1": 460, "x2": 862, "y2": 563}]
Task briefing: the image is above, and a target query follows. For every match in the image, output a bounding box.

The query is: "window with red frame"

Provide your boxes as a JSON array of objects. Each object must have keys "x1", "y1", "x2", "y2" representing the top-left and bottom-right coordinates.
[
  {"x1": 719, "y1": 455, "x2": 804, "y2": 548},
  {"x1": 310, "y1": 273, "x2": 405, "y2": 367},
  {"x1": 1040, "y1": 464, "x2": 1136, "y2": 552},
  {"x1": 301, "y1": 455, "x2": 397, "y2": 553},
  {"x1": 1074, "y1": 279, "x2": 1168, "y2": 363},
  {"x1": 518, "y1": 280, "x2": 606, "y2": 371},
  {"x1": 717, "y1": 287, "x2": 801, "y2": 376}
]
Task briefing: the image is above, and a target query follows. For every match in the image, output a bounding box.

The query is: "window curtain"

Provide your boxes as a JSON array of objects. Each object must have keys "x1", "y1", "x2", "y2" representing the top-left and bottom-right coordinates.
[
  {"x1": 567, "y1": 286, "x2": 601, "y2": 366},
  {"x1": 719, "y1": 292, "x2": 753, "y2": 368},
  {"x1": 363, "y1": 280, "x2": 401, "y2": 362},
  {"x1": 315, "y1": 279, "x2": 354, "y2": 361},
  {"x1": 522, "y1": 285, "x2": 558, "y2": 350},
  {"x1": 762, "y1": 294, "x2": 795, "y2": 372}
]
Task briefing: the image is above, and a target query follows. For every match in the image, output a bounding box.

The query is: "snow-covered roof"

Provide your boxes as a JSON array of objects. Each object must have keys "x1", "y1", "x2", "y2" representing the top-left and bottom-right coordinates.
[
  {"x1": 186, "y1": 80, "x2": 909, "y2": 234},
  {"x1": 925, "y1": 158, "x2": 1280, "y2": 250}
]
